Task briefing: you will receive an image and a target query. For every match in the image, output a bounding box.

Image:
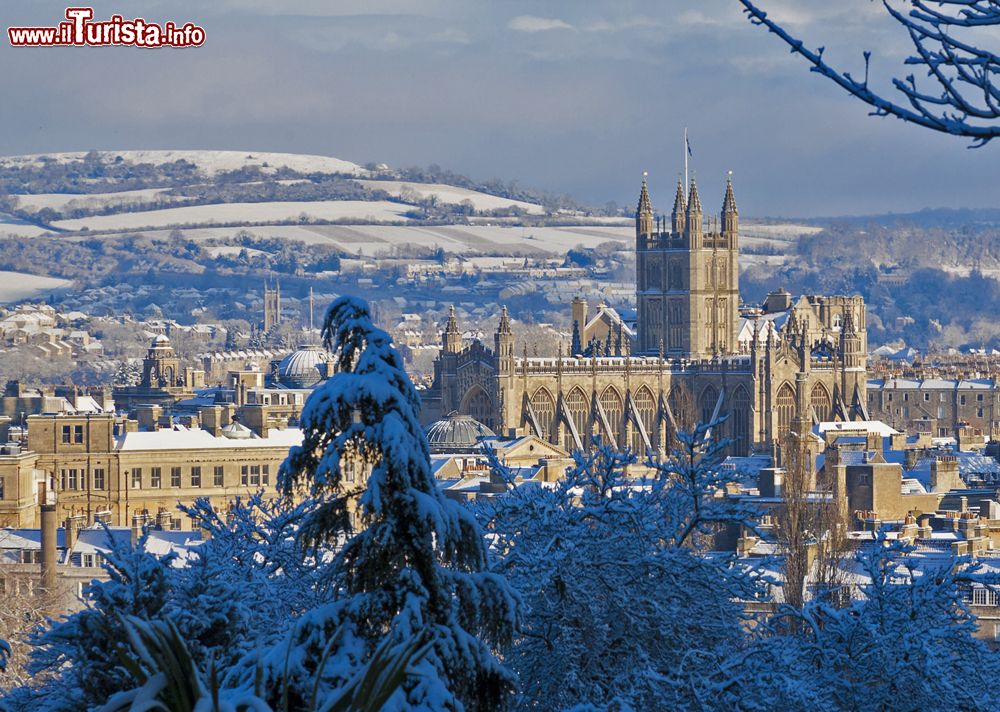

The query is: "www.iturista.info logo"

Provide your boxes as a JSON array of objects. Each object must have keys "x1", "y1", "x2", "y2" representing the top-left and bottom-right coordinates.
[{"x1": 8, "y1": 7, "x2": 206, "y2": 48}]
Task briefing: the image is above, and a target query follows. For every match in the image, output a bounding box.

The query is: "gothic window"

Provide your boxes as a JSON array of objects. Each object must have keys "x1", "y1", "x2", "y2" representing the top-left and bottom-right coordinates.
[
  {"x1": 670, "y1": 260, "x2": 683, "y2": 289},
  {"x1": 631, "y1": 386, "x2": 657, "y2": 454},
  {"x1": 699, "y1": 385, "x2": 719, "y2": 426},
  {"x1": 811, "y1": 382, "x2": 832, "y2": 422},
  {"x1": 600, "y1": 387, "x2": 624, "y2": 446},
  {"x1": 461, "y1": 386, "x2": 495, "y2": 431},
  {"x1": 565, "y1": 388, "x2": 589, "y2": 451},
  {"x1": 731, "y1": 386, "x2": 752, "y2": 455},
  {"x1": 530, "y1": 388, "x2": 555, "y2": 442},
  {"x1": 832, "y1": 313, "x2": 843, "y2": 330},
  {"x1": 776, "y1": 383, "x2": 795, "y2": 434},
  {"x1": 668, "y1": 300, "x2": 683, "y2": 351}
]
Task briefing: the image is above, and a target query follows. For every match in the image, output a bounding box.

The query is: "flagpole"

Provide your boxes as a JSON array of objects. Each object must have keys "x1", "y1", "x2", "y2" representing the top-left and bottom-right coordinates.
[{"x1": 684, "y1": 127, "x2": 689, "y2": 189}]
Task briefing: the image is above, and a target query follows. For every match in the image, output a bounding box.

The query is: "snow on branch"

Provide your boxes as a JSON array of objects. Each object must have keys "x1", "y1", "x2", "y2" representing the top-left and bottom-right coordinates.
[{"x1": 739, "y1": 0, "x2": 1000, "y2": 145}]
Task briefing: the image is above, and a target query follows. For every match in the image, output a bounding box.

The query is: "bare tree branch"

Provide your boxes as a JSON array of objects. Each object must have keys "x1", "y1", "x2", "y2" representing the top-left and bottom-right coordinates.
[{"x1": 738, "y1": 0, "x2": 1000, "y2": 145}]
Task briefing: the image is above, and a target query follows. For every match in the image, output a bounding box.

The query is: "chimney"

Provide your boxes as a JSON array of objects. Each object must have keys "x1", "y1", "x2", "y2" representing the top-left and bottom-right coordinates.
[
  {"x1": 157, "y1": 508, "x2": 173, "y2": 531},
  {"x1": 131, "y1": 513, "x2": 147, "y2": 545},
  {"x1": 136, "y1": 404, "x2": 163, "y2": 432},
  {"x1": 64, "y1": 514, "x2": 84, "y2": 551},
  {"x1": 40, "y1": 503, "x2": 58, "y2": 593}
]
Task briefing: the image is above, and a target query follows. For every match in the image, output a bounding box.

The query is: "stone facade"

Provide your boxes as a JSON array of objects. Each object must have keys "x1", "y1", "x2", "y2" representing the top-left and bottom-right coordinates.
[{"x1": 423, "y1": 175, "x2": 870, "y2": 459}]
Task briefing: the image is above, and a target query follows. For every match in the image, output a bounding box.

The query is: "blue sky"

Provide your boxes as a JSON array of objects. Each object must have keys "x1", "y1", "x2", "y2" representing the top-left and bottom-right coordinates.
[{"x1": 1, "y1": 0, "x2": 996, "y2": 216}]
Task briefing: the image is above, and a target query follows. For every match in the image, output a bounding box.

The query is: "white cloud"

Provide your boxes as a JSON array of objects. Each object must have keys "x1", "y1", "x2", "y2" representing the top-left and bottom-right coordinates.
[{"x1": 508, "y1": 15, "x2": 575, "y2": 33}]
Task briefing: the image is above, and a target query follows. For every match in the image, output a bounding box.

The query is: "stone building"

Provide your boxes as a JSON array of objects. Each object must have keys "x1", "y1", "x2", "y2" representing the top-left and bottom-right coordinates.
[
  {"x1": 423, "y1": 174, "x2": 870, "y2": 459},
  {"x1": 0, "y1": 411, "x2": 301, "y2": 530},
  {"x1": 866, "y1": 377, "x2": 999, "y2": 438}
]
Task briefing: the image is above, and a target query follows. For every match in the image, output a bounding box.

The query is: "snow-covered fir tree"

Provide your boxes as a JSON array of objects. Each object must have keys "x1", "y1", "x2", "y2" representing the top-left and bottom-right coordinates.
[{"x1": 269, "y1": 296, "x2": 519, "y2": 711}]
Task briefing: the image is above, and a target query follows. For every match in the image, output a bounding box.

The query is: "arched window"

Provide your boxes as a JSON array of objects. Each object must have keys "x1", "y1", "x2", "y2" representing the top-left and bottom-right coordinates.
[
  {"x1": 565, "y1": 388, "x2": 589, "y2": 451},
  {"x1": 700, "y1": 385, "x2": 719, "y2": 427},
  {"x1": 600, "y1": 387, "x2": 624, "y2": 446},
  {"x1": 731, "y1": 386, "x2": 752, "y2": 456},
  {"x1": 811, "y1": 382, "x2": 831, "y2": 423},
  {"x1": 776, "y1": 383, "x2": 795, "y2": 434},
  {"x1": 461, "y1": 386, "x2": 495, "y2": 431},
  {"x1": 631, "y1": 386, "x2": 657, "y2": 454},
  {"x1": 530, "y1": 388, "x2": 555, "y2": 442}
]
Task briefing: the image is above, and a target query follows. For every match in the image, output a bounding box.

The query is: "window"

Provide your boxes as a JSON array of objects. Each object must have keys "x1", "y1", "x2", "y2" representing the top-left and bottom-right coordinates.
[
  {"x1": 61, "y1": 425, "x2": 71, "y2": 444},
  {"x1": 0, "y1": 477, "x2": 4, "y2": 500},
  {"x1": 131, "y1": 468, "x2": 142, "y2": 490},
  {"x1": 170, "y1": 467, "x2": 181, "y2": 487},
  {"x1": 67, "y1": 469, "x2": 78, "y2": 490},
  {"x1": 241, "y1": 465, "x2": 249, "y2": 486},
  {"x1": 903, "y1": 393, "x2": 909, "y2": 402},
  {"x1": 74, "y1": 425, "x2": 83, "y2": 444},
  {"x1": 93, "y1": 468, "x2": 105, "y2": 490},
  {"x1": 857, "y1": 473, "x2": 870, "y2": 485},
  {"x1": 151, "y1": 467, "x2": 161, "y2": 488},
  {"x1": 940, "y1": 393, "x2": 946, "y2": 402},
  {"x1": 213, "y1": 465, "x2": 224, "y2": 487},
  {"x1": 923, "y1": 393, "x2": 930, "y2": 401},
  {"x1": 81, "y1": 553, "x2": 96, "y2": 568},
  {"x1": 973, "y1": 586, "x2": 999, "y2": 607},
  {"x1": 978, "y1": 394, "x2": 984, "y2": 402},
  {"x1": 170, "y1": 518, "x2": 181, "y2": 531},
  {"x1": 262, "y1": 464, "x2": 270, "y2": 486},
  {"x1": 344, "y1": 460, "x2": 355, "y2": 483},
  {"x1": 888, "y1": 393, "x2": 893, "y2": 402},
  {"x1": 961, "y1": 395, "x2": 967, "y2": 405},
  {"x1": 249, "y1": 465, "x2": 261, "y2": 486},
  {"x1": 21, "y1": 550, "x2": 41, "y2": 564},
  {"x1": 190, "y1": 466, "x2": 201, "y2": 487},
  {"x1": 978, "y1": 408, "x2": 984, "y2": 418}
]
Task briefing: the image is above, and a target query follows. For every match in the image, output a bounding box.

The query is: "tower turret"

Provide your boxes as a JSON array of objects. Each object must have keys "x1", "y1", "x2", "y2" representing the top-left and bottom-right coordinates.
[
  {"x1": 671, "y1": 178, "x2": 686, "y2": 236},
  {"x1": 721, "y1": 173, "x2": 738, "y2": 249},
  {"x1": 495, "y1": 306, "x2": 513, "y2": 357},
  {"x1": 684, "y1": 178, "x2": 703, "y2": 247},
  {"x1": 636, "y1": 174, "x2": 654, "y2": 249},
  {"x1": 442, "y1": 305, "x2": 462, "y2": 354}
]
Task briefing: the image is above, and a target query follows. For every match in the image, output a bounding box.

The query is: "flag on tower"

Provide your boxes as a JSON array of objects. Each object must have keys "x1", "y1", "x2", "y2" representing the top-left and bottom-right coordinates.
[{"x1": 686, "y1": 132, "x2": 693, "y2": 157}]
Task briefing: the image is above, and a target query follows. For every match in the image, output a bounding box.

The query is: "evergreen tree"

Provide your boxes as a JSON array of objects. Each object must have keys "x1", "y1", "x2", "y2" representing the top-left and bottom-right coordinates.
[
  {"x1": 18, "y1": 531, "x2": 175, "y2": 711},
  {"x1": 570, "y1": 320, "x2": 582, "y2": 356},
  {"x1": 273, "y1": 296, "x2": 518, "y2": 711}
]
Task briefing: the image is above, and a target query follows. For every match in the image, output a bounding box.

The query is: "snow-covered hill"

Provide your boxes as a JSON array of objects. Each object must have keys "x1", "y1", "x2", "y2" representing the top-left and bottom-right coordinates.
[{"x1": 0, "y1": 149, "x2": 366, "y2": 177}]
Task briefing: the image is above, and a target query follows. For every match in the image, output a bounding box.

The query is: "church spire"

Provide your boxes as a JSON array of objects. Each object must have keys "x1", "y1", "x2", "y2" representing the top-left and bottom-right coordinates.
[
  {"x1": 443, "y1": 305, "x2": 462, "y2": 354},
  {"x1": 638, "y1": 174, "x2": 652, "y2": 215},
  {"x1": 636, "y1": 173, "x2": 654, "y2": 246},
  {"x1": 721, "y1": 171, "x2": 739, "y2": 248},
  {"x1": 671, "y1": 178, "x2": 686, "y2": 236},
  {"x1": 684, "y1": 177, "x2": 703, "y2": 245}
]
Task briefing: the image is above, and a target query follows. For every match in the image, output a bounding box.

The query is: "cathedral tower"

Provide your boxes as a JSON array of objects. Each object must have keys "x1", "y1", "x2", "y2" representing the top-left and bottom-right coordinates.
[{"x1": 635, "y1": 174, "x2": 740, "y2": 358}]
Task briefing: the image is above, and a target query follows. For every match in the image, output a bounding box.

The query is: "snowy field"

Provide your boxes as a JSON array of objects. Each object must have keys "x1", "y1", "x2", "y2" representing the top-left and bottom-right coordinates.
[
  {"x1": 0, "y1": 149, "x2": 365, "y2": 177},
  {"x1": 356, "y1": 180, "x2": 545, "y2": 215},
  {"x1": 14, "y1": 188, "x2": 182, "y2": 213},
  {"x1": 0, "y1": 212, "x2": 50, "y2": 238},
  {"x1": 52, "y1": 200, "x2": 414, "y2": 232},
  {"x1": 0, "y1": 271, "x2": 72, "y2": 302},
  {"x1": 52, "y1": 222, "x2": 816, "y2": 258},
  {"x1": 172, "y1": 224, "x2": 635, "y2": 255}
]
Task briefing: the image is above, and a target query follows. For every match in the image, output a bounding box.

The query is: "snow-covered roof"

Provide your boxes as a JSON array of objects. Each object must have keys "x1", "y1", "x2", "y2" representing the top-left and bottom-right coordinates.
[
  {"x1": 816, "y1": 420, "x2": 900, "y2": 437},
  {"x1": 117, "y1": 427, "x2": 303, "y2": 451}
]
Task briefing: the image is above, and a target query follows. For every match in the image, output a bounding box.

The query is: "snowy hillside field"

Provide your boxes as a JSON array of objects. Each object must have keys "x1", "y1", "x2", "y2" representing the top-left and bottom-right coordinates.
[
  {"x1": 0, "y1": 150, "x2": 820, "y2": 259},
  {"x1": 355, "y1": 179, "x2": 546, "y2": 215},
  {"x1": 50, "y1": 200, "x2": 416, "y2": 232},
  {"x1": 0, "y1": 270, "x2": 72, "y2": 302},
  {"x1": 0, "y1": 149, "x2": 365, "y2": 177}
]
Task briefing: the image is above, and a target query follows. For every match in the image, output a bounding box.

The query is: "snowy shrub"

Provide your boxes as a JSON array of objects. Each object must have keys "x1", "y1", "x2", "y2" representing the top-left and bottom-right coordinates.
[{"x1": 478, "y1": 427, "x2": 765, "y2": 710}]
